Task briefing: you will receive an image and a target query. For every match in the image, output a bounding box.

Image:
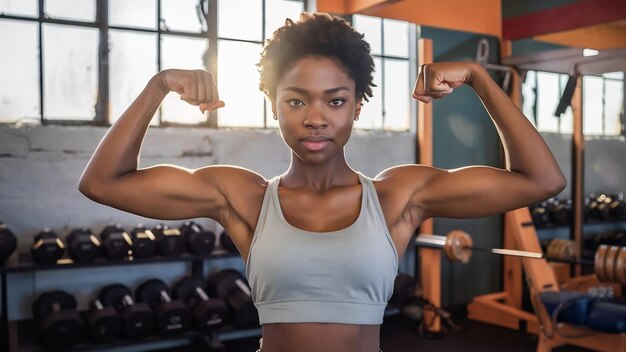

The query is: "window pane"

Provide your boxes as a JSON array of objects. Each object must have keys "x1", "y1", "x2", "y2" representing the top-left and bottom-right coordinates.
[
  {"x1": 353, "y1": 15, "x2": 381, "y2": 56},
  {"x1": 45, "y1": 0, "x2": 95, "y2": 22},
  {"x1": 0, "y1": 20, "x2": 39, "y2": 122},
  {"x1": 265, "y1": 0, "x2": 303, "y2": 39},
  {"x1": 357, "y1": 57, "x2": 383, "y2": 130},
  {"x1": 110, "y1": 0, "x2": 156, "y2": 30},
  {"x1": 583, "y1": 75, "x2": 603, "y2": 135},
  {"x1": 43, "y1": 24, "x2": 98, "y2": 120},
  {"x1": 217, "y1": 40, "x2": 264, "y2": 127},
  {"x1": 536, "y1": 72, "x2": 560, "y2": 133},
  {"x1": 109, "y1": 30, "x2": 158, "y2": 125},
  {"x1": 218, "y1": 0, "x2": 262, "y2": 41},
  {"x1": 383, "y1": 18, "x2": 409, "y2": 58},
  {"x1": 161, "y1": 35, "x2": 208, "y2": 124},
  {"x1": 604, "y1": 79, "x2": 623, "y2": 135},
  {"x1": 161, "y1": 0, "x2": 202, "y2": 33},
  {"x1": 603, "y1": 71, "x2": 624, "y2": 80},
  {"x1": 383, "y1": 59, "x2": 410, "y2": 130},
  {"x1": 522, "y1": 70, "x2": 536, "y2": 126},
  {"x1": 0, "y1": 0, "x2": 37, "y2": 17}
]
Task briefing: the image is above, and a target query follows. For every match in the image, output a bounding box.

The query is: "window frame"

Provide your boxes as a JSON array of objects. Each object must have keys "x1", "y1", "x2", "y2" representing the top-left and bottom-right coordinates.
[
  {"x1": 0, "y1": 0, "x2": 308, "y2": 128},
  {"x1": 523, "y1": 69, "x2": 625, "y2": 137}
]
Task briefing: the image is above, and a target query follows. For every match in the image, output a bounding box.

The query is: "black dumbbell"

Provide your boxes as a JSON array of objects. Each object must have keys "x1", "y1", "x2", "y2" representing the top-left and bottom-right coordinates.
[
  {"x1": 66, "y1": 228, "x2": 102, "y2": 263},
  {"x1": 179, "y1": 221, "x2": 216, "y2": 255},
  {"x1": 547, "y1": 198, "x2": 572, "y2": 226},
  {"x1": 31, "y1": 229, "x2": 65, "y2": 265},
  {"x1": 98, "y1": 284, "x2": 155, "y2": 340},
  {"x1": 207, "y1": 269, "x2": 259, "y2": 328},
  {"x1": 100, "y1": 224, "x2": 132, "y2": 260},
  {"x1": 173, "y1": 275, "x2": 228, "y2": 331},
  {"x1": 32, "y1": 290, "x2": 83, "y2": 349},
  {"x1": 86, "y1": 298, "x2": 122, "y2": 343},
  {"x1": 609, "y1": 192, "x2": 626, "y2": 221},
  {"x1": 220, "y1": 230, "x2": 237, "y2": 253},
  {"x1": 135, "y1": 278, "x2": 191, "y2": 335},
  {"x1": 129, "y1": 225, "x2": 157, "y2": 258},
  {"x1": 0, "y1": 222, "x2": 17, "y2": 263},
  {"x1": 152, "y1": 224, "x2": 185, "y2": 257}
]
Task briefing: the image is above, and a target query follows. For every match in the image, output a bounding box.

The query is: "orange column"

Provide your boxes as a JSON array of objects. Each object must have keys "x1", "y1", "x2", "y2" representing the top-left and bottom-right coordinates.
[{"x1": 417, "y1": 38, "x2": 441, "y2": 332}]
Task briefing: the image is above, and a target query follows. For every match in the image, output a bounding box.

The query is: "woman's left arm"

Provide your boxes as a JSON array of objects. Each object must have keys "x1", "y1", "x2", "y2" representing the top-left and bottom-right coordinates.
[{"x1": 399, "y1": 62, "x2": 566, "y2": 220}]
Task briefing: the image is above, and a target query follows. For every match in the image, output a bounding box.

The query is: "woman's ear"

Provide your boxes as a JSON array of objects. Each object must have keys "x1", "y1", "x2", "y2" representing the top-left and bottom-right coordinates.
[{"x1": 354, "y1": 98, "x2": 363, "y2": 120}]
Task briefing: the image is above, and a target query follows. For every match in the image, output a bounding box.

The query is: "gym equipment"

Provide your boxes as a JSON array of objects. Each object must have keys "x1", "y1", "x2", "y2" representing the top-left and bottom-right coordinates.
[
  {"x1": 32, "y1": 290, "x2": 83, "y2": 349},
  {"x1": 219, "y1": 230, "x2": 237, "y2": 253},
  {"x1": 546, "y1": 198, "x2": 572, "y2": 226},
  {"x1": 135, "y1": 278, "x2": 191, "y2": 335},
  {"x1": 609, "y1": 192, "x2": 626, "y2": 220},
  {"x1": 66, "y1": 228, "x2": 101, "y2": 263},
  {"x1": 207, "y1": 269, "x2": 258, "y2": 328},
  {"x1": 129, "y1": 225, "x2": 157, "y2": 258},
  {"x1": 100, "y1": 224, "x2": 132, "y2": 260},
  {"x1": 86, "y1": 298, "x2": 122, "y2": 343},
  {"x1": 172, "y1": 275, "x2": 228, "y2": 331},
  {"x1": 0, "y1": 222, "x2": 17, "y2": 263},
  {"x1": 415, "y1": 232, "x2": 626, "y2": 285},
  {"x1": 31, "y1": 229, "x2": 65, "y2": 265},
  {"x1": 530, "y1": 201, "x2": 550, "y2": 227},
  {"x1": 179, "y1": 221, "x2": 216, "y2": 255},
  {"x1": 98, "y1": 284, "x2": 155, "y2": 340},
  {"x1": 152, "y1": 224, "x2": 185, "y2": 257}
]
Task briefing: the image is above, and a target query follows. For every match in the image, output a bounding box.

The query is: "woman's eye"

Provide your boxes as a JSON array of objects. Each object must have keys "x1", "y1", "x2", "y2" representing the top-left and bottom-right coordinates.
[
  {"x1": 329, "y1": 98, "x2": 345, "y2": 106},
  {"x1": 287, "y1": 99, "x2": 304, "y2": 107}
]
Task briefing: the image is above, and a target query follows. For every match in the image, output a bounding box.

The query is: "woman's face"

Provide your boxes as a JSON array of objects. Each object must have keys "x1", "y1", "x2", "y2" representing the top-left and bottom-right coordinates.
[{"x1": 273, "y1": 56, "x2": 361, "y2": 165}]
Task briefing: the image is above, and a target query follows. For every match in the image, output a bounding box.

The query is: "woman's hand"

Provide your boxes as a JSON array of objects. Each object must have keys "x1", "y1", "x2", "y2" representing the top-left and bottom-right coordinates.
[
  {"x1": 160, "y1": 69, "x2": 225, "y2": 113},
  {"x1": 412, "y1": 62, "x2": 478, "y2": 103}
]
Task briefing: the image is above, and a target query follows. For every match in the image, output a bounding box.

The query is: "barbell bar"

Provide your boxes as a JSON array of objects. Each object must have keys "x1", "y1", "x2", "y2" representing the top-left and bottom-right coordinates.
[{"x1": 415, "y1": 231, "x2": 625, "y2": 285}]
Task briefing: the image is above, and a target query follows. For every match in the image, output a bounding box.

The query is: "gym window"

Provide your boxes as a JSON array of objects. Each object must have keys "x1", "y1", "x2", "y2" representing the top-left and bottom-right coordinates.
[
  {"x1": 0, "y1": 0, "x2": 306, "y2": 127},
  {"x1": 522, "y1": 70, "x2": 624, "y2": 136},
  {"x1": 352, "y1": 14, "x2": 414, "y2": 131}
]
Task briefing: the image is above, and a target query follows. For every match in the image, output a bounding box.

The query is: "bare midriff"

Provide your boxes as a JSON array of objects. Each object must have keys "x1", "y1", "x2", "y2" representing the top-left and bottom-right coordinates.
[{"x1": 260, "y1": 323, "x2": 380, "y2": 352}]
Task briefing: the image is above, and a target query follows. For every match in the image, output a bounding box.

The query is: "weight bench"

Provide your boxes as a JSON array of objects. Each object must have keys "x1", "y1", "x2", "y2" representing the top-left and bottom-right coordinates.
[{"x1": 507, "y1": 208, "x2": 626, "y2": 352}]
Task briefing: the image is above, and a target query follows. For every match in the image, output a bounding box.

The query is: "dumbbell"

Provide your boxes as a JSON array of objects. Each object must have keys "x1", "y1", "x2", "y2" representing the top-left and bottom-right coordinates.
[
  {"x1": 179, "y1": 221, "x2": 216, "y2": 255},
  {"x1": 207, "y1": 269, "x2": 259, "y2": 328},
  {"x1": 609, "y1": 192, "x2": 626, "y2": 221},
  {"x1": 135, "y1": 278, "x2": 191, "y2": 335},
  {"x1": 546, "y1": 198, "x2": 572, "y2": 226},
  {"x1": 86, "y1": 298, "x2": 122, "y2": 343},
  {"x1": 98, "y1": 284, "x2": 155, "y2": 340},
  {"x1": 173, "y1": 275, "x2": 228, "y2": 331},
  {"x1": 100, "y1": 224, "x2": 132, "y2": 260},
  {"x1": 129, "y1": 225, "x2": 157, "y2": 258},
  {"x1": 32, "y1": 290, "x2": 83, "y2": 349},
  {"x1": 530, "y1": 202, "x2": 550, "y2": 228},
  {"x1": 66, "y1": 228, "x2": 102, "y2": 263},
  {"x1": 152, "y1": 224, "x2": 185, "y2": 257},
  {"x1": 31, "y1": 229, "x2": 65, "y2": 265},
  {"x1": 0, "y1": 222, "x2": 17, "y2": 263},
  {"x1": 220, "y1": 230, "x2": 237, "y2": 253}
]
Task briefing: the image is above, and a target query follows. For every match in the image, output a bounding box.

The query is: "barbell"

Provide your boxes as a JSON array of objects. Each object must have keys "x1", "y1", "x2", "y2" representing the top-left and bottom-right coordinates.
[{"x1": 415, "y1": 231, "x2": 626, "y2": 285}]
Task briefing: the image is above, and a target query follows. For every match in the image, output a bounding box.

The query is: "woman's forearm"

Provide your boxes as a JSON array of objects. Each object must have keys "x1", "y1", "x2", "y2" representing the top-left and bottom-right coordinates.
[
  {"x1": 79, "y1": 72, "x2": 169, "y2": 188},
  {"x1": 468, "y1": 64, "x2": 566, "y2": 191}
]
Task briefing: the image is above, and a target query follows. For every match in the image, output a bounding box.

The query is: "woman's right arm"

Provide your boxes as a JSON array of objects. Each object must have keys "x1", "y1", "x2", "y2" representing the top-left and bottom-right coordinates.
[{"x1": 78, "y1": 69, "x2": 253, "y2": 221}]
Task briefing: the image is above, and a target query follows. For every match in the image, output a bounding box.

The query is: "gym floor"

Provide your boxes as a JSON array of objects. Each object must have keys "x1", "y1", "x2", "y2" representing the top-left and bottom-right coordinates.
[{"x1": 159, "y1": 309, "x2": 593, "y2": 352}]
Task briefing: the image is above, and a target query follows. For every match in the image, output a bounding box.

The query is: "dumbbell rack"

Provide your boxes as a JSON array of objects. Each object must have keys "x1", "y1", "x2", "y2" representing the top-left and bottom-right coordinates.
[{"x1": 0, "y1": 250, "x2": 262, "y2": 352}]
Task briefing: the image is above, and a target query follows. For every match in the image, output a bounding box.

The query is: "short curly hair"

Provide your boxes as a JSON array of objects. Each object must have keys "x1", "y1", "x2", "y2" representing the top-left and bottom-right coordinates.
[{"x1": 257, "y1": 12, "x2": 375, "y2": 102}]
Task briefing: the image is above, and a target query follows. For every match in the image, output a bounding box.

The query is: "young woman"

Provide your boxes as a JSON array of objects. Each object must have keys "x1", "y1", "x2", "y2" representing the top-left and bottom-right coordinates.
[{"x1": 79, "y1": 12, "x2": 565, "y2": 352}]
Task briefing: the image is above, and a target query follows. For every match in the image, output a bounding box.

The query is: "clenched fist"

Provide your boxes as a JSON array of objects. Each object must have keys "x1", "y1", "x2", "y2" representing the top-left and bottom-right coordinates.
[
  {"x1": 160, "y1": 69, "x2": 225, "y2": 113},
  {"x1": 412, "y1": 62, "x2": 479, "y2": 103}
]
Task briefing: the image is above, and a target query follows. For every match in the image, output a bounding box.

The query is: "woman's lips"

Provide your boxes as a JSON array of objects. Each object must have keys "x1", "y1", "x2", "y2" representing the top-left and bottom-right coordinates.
[{"x1": 301, "y1": 139, "x2": 331, "y2": 152}]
